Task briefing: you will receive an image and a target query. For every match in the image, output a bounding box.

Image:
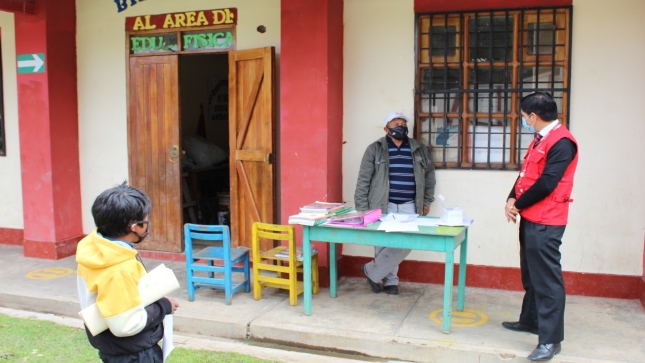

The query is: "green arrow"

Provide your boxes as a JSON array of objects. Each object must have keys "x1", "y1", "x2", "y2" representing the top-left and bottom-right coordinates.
[{"x1": 17, "y1": 53, "x2": 45, "y2": 74}]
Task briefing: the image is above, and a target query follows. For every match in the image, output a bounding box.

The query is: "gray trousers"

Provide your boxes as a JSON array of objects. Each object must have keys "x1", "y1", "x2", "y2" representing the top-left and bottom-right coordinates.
[{"x1": 364, "y1": 201, "x2": 415, "y2": 286}]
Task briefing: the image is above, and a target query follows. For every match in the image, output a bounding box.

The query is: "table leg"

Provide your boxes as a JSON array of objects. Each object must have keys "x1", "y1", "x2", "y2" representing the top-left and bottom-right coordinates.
[
  {"x1": 303, "y1": 226, "x2": 312, "y2": 316},
  {"x1": 457, "y1": 231, "x2": 468, "y2": 312},
  {"x1": 443, "y1": 250, "x2": 454, "y2": 334},
  {"x1": 330, "y1": 242, "x2": 337, "y2": 298}
]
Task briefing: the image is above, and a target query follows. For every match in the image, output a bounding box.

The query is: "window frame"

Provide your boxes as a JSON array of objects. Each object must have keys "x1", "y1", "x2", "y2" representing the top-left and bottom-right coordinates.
[{"x1": 415, "y1": 6, "x2": 572, "y2": 170}]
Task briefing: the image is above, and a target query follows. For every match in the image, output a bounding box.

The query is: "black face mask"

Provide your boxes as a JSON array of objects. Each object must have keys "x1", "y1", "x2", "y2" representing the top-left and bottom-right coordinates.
[
  {"x1": 387, "y1": 126, "x2": 408, "y2": 140},
  {"x1": 130, "y1": 220, "x2": 150, "y2": 243},
  {"x1": 134, "y1": 230, "x2": 149, "y2": 243}
]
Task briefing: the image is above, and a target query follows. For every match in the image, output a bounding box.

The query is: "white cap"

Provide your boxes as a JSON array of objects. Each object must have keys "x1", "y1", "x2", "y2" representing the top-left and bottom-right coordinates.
[{"x1": 383, "y1": 111, "x2": 409, "y2": 126}]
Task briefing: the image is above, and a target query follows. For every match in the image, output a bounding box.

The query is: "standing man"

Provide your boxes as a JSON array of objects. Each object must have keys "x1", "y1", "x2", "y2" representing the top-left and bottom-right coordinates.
[
  {"x1": 503, "y1": 92, "x2": 578, "y2": 361},
  {"x1": 355, "y1": 111, "x2": 436, "y2": 295}
]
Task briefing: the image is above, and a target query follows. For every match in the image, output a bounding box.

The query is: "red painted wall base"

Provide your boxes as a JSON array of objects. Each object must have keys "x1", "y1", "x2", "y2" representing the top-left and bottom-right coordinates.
[
  {"x1": 3, "y1": 231, "x2": 639, "y2": 306},
  {"x1": 640, "y1": 276, "x2": 645, "y2": 311},
  {"x1": 339, "y1": 255, "x2": 643, "y2": 301},
  {"x1": 139, "y1": 251, "x2": 642, "y2": 303},
  {"x1": 139, "y1": 250, "x2": 186, "y2": 263},
  {"x1": 23, "y1": 236, "x2": 82, "y2": 260},
  {"x1": 0, "y1": 228, "x2": 24, "y2": 245}
]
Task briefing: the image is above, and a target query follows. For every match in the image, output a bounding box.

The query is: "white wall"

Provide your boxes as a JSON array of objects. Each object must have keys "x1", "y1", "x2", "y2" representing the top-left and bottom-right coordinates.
[
  {"x1": 343, "y1": 0, "x2": 645, "y2": 275},
  {"x1": 0, "y1": 11, "x2": 23, "y2": 229},
  {"x1": 76, "y1": 0, "x2": 280, "y2": 232}
]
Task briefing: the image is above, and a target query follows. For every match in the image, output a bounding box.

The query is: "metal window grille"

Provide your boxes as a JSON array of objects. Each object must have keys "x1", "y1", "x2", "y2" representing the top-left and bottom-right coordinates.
[{"x1": 415, "y1": 7, "x2": 572, "y2": 170}]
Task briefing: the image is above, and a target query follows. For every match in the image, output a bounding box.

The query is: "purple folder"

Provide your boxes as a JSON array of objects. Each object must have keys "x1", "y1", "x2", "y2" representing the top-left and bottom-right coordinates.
[{"x1": 327, "y1": 208, "x2": 382, "y2": 228}]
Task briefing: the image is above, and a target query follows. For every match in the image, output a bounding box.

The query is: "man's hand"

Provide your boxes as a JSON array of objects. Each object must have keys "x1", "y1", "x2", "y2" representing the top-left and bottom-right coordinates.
[
  {"x1": 165, "y1": 296, "x2": 179, "y2": 314},
  {"x1": 423, "y1": 205, "x2": 429, "y2": 216},
  {"x1": 505, "y1": 198, "x2": 519, "y2": 223}
]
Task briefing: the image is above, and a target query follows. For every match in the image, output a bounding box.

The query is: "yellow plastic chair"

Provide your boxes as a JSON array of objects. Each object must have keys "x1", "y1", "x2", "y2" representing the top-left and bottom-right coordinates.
[{"x1": 251, "y1": 222, "x2": 319, "y2": 306}]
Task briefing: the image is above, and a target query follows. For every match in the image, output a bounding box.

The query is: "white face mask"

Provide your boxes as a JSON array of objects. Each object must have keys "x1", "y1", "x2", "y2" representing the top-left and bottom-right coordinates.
[{"x1": 521, "y1": 114, "x2": 536, "y2": 133}]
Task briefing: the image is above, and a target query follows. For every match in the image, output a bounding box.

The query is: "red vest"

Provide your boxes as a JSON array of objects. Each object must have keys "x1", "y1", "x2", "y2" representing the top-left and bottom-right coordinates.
[{"x1": 515, "y1": 123, "x2": 578, "y2": 225}]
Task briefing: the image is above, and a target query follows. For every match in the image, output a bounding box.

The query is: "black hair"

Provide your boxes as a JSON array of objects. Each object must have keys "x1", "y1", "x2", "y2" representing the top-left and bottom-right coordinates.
[
  {"x1": 91, "y1": 182, "x2": 151, "y2": 238},
  {"x1": 520, "y1": 92, "x2": 558, "y2": 121}
]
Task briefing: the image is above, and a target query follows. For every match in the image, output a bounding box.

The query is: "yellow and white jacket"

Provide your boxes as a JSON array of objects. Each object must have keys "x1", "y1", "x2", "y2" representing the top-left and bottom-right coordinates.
[{"x1": 76, "y1": 229, "x2": 170, "y2": 355}]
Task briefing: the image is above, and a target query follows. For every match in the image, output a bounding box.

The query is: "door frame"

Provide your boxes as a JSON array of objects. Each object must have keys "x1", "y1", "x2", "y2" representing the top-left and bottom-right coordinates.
[{"x1": 126, "y1": 23, "x2": 276, "y2": 252}]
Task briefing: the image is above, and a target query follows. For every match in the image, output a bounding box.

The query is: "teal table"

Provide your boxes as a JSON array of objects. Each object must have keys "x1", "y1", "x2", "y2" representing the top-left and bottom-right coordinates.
[{"x1": 302, "y1": 219, "x2": 468, "y2": 333}]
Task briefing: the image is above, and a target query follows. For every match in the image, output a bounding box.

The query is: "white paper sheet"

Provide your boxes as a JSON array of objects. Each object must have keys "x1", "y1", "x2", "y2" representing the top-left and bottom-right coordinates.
[
  {"x1": 162, "y1": 315, "x2": 174, "y2": 362},
  {"x1": 380, "y1": 213, "x2": 419, "y2": 223},
  {"x1": 413, "y1": 217, "x2": 473, "y2": 227},
  {"x1": 377, "y1": 220, "x2": 420, "y2": 232}
]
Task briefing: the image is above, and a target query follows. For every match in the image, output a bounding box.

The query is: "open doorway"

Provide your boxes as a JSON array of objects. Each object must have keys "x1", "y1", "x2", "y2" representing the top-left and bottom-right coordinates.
[
  {"x1": 179, "y1": 53, "x2": 230, "y2": 227},
  {"x1": 128, "y1": 47, "x2": 275, "y2": 252}
]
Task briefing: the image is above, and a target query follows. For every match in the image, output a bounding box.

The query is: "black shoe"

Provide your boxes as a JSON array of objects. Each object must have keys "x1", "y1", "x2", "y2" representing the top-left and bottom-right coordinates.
[
  {"x1": 383, "y1": 285, "x2": 399, "y2": 295},
  {"x1": 501, "y1": 321, "x2": 539, "y2": 335},
  {"x1": 527, "y1": 343, "x2": 561, "y2": 361},
  {"x1": 361, "y1": 264, "x2": 381, "y2": 293}
]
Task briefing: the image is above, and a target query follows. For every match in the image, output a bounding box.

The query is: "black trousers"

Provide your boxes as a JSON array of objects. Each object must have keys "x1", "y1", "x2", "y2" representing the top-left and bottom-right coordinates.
[
  {"x1": 518, "y1": 218, "x2": 566, "y2": 344},
  {"x1": 98, "y1": 344, "x2": 163, "y2": 363}
]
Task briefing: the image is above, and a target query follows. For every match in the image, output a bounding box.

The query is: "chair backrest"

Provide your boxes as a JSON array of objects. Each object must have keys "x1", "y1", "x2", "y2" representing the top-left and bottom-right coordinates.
[
  {"x1": 184, "y1": 224, "x2": 231, "y2": 258},
  {"x1": 252, "y1": 222, "x2": 297, "y2": 262}
]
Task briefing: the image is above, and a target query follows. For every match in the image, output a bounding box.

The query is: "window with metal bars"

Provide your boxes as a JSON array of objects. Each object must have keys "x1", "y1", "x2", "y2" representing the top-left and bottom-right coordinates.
[{"x1": 415, "y1": 7, "x2": 572, "y2": 170}]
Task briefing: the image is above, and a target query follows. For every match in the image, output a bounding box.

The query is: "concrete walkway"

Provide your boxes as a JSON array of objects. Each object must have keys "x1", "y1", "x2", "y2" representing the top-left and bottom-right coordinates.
[{"x1": 0, "y1": 245, "x2": 643, "y2": 363}]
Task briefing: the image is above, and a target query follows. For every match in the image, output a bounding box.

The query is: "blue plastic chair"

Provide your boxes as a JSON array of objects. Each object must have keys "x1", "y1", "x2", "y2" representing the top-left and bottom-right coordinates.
[{"x1": 184, "y1": 224, "x2": 250, "y2": 305}]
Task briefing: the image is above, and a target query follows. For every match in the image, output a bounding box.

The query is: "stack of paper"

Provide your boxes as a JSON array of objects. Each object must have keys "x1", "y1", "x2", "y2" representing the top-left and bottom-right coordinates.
[
  {"x1": 288, "y1": 213, "x2": 332, "y2": 226},
  {"x1": 299, "y1": 201, "x2": 346, "y2": 214},
  {"x1": 289, "y1": 201, "x2": 352, "y2": 226}
]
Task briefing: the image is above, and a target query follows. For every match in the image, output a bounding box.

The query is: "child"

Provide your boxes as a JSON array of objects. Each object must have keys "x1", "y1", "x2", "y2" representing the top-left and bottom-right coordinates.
[{"x1": 76, "y1": 182, "x2": 179, "y2": 362}]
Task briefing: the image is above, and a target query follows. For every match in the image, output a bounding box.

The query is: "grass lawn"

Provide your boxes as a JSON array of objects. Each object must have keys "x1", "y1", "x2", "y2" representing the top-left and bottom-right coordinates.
[{"x1": 0, "y1": 314, "x2": 281, "y2": 363}]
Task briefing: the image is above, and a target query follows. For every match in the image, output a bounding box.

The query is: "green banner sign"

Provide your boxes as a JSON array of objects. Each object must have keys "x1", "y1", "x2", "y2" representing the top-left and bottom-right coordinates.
[
  {"x1": 17, "y1": 53, "x2": 45, "y2": 74},
  {"x1": 183, "y1": 30, "x2": 234, "y2": 50}
]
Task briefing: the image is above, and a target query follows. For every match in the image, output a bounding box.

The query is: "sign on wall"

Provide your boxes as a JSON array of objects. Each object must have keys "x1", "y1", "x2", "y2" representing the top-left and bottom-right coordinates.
[
  {"x1": 17, "y1": 53, "x2": 45, "y2": 74},
  {"x1": 114, "y1": 0, "x2": 149, "y2": 13},
  {"x1": 129, "y1": 29, "x2": 234, "y2": 54},
  {"x1": 126, "y1": 8, "x2": 237, "y2": 31}
]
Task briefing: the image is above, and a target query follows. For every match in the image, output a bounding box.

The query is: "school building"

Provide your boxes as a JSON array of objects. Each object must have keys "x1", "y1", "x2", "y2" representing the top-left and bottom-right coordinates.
[{"x1": 0, "y1": 0, "x2": 643, "y2": 309}]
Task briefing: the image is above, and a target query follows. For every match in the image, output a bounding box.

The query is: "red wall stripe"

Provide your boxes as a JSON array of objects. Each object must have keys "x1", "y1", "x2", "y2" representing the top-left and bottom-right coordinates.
[
  {"x1": 0, "y1": 228, "x2": 24, "y2": 245},
  {"x1": 415, "y1": 0, "x2": 572, "y2": 13},
  {"x1": 339, "y1": 255, "x2": 642, "y2": 300},
  {"x1": 640, "y1": 277, "x2": 645, "y2": 310},
  {"x1": 2, "y1": 233, "x2": 632, "y2": 305},
  {"x1": 23, "y1": 236, "x2": 82, "y2": 260}
]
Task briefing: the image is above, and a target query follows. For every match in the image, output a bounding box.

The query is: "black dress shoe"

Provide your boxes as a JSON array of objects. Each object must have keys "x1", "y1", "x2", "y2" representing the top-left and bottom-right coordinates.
[
  {"x1": 527, "y1": 343, "x2": 561, "y2": 361},
  {"x1": 383, "y1": 285, "x2": 399, "y2": 295},
  {"x1": 361, "y1": 264, "x2": 381, "y2": 293},
  {"x1": 501, "y1": 321, "x2": 539, "y2": 335}
]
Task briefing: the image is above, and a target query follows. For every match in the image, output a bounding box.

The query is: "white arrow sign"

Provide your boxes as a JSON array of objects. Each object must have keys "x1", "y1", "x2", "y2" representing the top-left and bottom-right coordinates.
[{"x1": 17, "y1": 53, "x2": 45, "y2": 74}]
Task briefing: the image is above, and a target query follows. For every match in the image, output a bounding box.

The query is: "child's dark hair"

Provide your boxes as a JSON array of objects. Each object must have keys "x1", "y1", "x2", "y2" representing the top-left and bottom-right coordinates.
[
  {"x1": 520, "y1": 92, "x2": 558, "y2": 121},
  {"x1": 91, "y1": 182, "x2": 151, "y2": 237}
]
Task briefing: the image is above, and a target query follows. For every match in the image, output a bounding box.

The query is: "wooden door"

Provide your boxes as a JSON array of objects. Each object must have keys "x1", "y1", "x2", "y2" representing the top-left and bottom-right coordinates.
[
  {"x1": 128, "y1": 55, "x2": 182, "y2": 252},
  {"x1": 229, "y1": 47, "x2": 276, "y2": 249}
]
